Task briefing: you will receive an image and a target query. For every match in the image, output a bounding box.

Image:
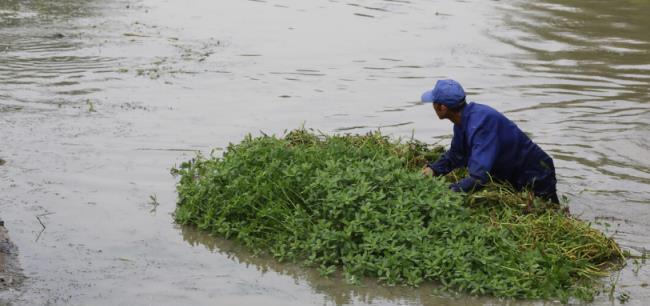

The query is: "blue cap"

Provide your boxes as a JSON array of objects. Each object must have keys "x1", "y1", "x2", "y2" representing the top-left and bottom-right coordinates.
[{"x1": 421, "y1": 79, "x2": 466, "y2": 108}]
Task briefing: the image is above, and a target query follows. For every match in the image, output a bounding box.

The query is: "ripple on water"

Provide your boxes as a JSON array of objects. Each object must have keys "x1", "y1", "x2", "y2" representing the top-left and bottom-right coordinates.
[
  {"x1": 0, "y1": 5, "x2": 123, "y2": 104},
  {"x1": 0, "y1": 32, "x2": 81, "y2": 51},
  {"x1": 0, "y1": 55, "x2": 119, "y2": 80}
]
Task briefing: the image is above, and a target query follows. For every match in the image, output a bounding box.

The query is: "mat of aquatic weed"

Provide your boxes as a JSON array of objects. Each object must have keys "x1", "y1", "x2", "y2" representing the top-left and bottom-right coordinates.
[{"x1": 173, "y1": 128, "x2": 623, "y2": 302}]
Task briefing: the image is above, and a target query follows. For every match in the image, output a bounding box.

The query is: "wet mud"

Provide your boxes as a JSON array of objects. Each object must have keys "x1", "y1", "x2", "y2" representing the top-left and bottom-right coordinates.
[
  {"x1": 1, "y1": 0, "x2": 649, "y2": 305},
  {"x1": 0, "y1": 223, "x2": 24, "y2": 293}
]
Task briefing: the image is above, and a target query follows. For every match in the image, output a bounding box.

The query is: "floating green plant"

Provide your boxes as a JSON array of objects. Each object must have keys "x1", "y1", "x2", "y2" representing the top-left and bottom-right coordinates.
[{"x1": 173, "y1": 128, "x2": 623, "y2": 302}]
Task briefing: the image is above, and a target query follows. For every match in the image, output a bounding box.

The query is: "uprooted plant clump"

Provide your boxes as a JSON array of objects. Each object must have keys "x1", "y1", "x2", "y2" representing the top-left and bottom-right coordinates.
[{"x1": 172, "y1": 128, "x2": 623, "y2": 302}]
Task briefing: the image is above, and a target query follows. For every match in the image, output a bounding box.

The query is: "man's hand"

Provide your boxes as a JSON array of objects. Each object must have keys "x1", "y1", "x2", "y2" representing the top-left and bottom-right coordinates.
[{"x1": 421, "y1": 166, "x2": 435, "y2": 177}]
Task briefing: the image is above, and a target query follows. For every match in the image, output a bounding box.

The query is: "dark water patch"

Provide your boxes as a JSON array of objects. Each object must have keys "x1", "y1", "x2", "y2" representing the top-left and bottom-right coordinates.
[
  {"x1": 383, "y1": 0, "x2": 411, "y2": 3},
  {"x1": 378, "y1": 108, "x2": 405, "y2": 112},
  {"x1": 122, "y1": 32, "x2": 151, "y2": 38},
  {"x1": 401, "y1": 101, "x2": 421, "y2": 108},
  {"x1": 325, "y1": 113, "x2": 349, "y2": 118},
  {"x1": 66, "y1": 74, "x2": 85, "y2": 79},
  {"x1": 396, "y1": 76, "x2": 426, "y2": 79},
  {"x1": 54, "y1": 88, "x2": 102, "y2": 96},
  {"x1": 334, "y1": 125, "x2": 369, "y2": 132},
  {"x1": 547, "y1": 146, "x2": 594, "y2": 157},
  {"x1": 378, "y1": 121, "x2": 413, "y2": 128},
  {"x1": 0, "y1": 105, "x2": 24, "y2": 113},
  {"x1": 135, "y1": 148, "x2": 199, "y2": 152},
  {"x1": 334, "y1": 121, "x2": 413, "y2": 132},
  {"x1": 179, "y1": 225, "x2": 471, "y2": 306},
  {"x1": 361, "y1": 6, "x2": 388, "y2": 12},
  {"x1": 46, "y1": 81, "x2": 80, "y2": 87},
  {"x1": 379, "y1": 57, "x2": 402, "y2": 62},
  {"x1": 296, "y1": 69, "x2": 320, "y2": 73},
  {"x1": 270, "y1": 71, "x2": 326, "y2": 77},
  {"x1": 353, "y1": 13, "x2": 374, "y2": 18},
  {"x1": 346, "y1": 3, "x2": 388, "y2": 12},
  {"x1": 0, "y1": 80, "x2": 40, "y2": 85},
  {"x1": 396, "y1": 65, "x2": 423, "y2": 69}
]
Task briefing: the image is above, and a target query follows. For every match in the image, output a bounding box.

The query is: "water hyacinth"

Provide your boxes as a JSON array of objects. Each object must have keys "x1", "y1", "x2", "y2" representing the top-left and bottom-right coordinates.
[{"x1": 172, "y1": 128, "x2": 623, "y2": 302}]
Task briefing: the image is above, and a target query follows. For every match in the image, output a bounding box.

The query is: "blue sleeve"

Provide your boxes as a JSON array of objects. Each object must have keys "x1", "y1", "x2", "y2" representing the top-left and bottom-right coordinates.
[
  {"x1": 428, "y1": 130, "x2": 465, "y2": 176},
  {"x1": 450, "y1": 123, "x2": 499, "y2": 192}
]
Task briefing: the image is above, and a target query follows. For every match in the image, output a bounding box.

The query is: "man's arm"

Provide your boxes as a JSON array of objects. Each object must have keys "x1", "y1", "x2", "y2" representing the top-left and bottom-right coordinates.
[
  {"x1": 450, "y1": 124, "x2": 499, "y2": 192},
  {"x1": 426, "y1": 131, "x2": 465, "y2": 177}
]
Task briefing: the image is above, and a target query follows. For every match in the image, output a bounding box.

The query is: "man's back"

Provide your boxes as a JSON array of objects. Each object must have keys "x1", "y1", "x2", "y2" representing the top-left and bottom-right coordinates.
[{"x1": 458, "y1": 102, "x2": 554, "y2": 190}]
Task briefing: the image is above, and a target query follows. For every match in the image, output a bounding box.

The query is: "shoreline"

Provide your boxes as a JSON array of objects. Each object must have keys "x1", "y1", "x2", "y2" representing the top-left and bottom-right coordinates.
[{"x1": 0, "y1": 221, "x2": 24, "y2": 292}]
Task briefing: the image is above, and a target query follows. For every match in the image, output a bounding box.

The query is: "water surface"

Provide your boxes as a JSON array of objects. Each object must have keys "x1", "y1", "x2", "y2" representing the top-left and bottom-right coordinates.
[{"x1": 1, "y1": 0, "x2": 648, "y2": 305}]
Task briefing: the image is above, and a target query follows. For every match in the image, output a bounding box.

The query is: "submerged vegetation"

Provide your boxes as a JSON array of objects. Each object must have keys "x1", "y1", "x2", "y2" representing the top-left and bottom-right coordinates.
[{"x1": 173, "y1": 128, "x2": 623, "y2": 302}]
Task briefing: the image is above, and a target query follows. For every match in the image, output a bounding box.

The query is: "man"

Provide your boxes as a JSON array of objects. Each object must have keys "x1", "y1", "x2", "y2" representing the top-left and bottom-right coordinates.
[{"x1": 420, "y1": 79, "x2": 559, "y2": 203}]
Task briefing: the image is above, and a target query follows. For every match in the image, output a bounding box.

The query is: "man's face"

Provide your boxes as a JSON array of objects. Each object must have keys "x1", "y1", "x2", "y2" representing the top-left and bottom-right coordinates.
[{"x1": 432, "y1": 103, "x2": 447, "y2": 120}]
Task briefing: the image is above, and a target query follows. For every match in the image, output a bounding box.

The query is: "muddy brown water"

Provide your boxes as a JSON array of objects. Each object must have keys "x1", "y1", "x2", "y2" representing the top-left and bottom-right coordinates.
[{"x1": 0, "y1": 0, "x2": 649, "y2": 305}]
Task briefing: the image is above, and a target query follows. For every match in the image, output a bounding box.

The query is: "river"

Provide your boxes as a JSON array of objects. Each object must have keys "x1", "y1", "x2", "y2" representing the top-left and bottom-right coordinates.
[{"x1": 1, "y1": 0, "x2": 649, "y2": 305}]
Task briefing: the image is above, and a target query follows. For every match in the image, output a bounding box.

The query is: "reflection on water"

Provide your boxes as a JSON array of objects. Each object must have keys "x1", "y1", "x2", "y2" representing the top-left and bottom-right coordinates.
[
  {"x1": 181, "y1": 225, "x2": 427, "y2": 306},
  {"x1": 180, "y1": 225, "x2": 549, "y2": 306}
]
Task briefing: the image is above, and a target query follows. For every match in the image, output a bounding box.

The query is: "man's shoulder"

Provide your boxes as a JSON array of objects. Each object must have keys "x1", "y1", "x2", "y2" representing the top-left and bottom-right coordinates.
[
  {"x1": 467, "y1": 102, "x2": 527, "y2": 140},
  {"x1": 467, "y1": 102, "x2": 499, "y2": 114},
  {"x1": 466, "y1": 102, "x2": 504, "y2": 122}
]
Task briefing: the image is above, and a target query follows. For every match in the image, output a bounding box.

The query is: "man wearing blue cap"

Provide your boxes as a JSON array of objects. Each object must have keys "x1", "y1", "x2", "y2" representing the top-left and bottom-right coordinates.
[{"x1": 421, "y1": 79, "x2": 559, "y2": 203}]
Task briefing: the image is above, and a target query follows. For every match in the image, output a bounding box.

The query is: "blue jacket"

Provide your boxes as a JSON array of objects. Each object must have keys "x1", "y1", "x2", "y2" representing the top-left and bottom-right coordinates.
[{"x1": 428, "y1": 102, "x2": 556, "y2": 194}]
